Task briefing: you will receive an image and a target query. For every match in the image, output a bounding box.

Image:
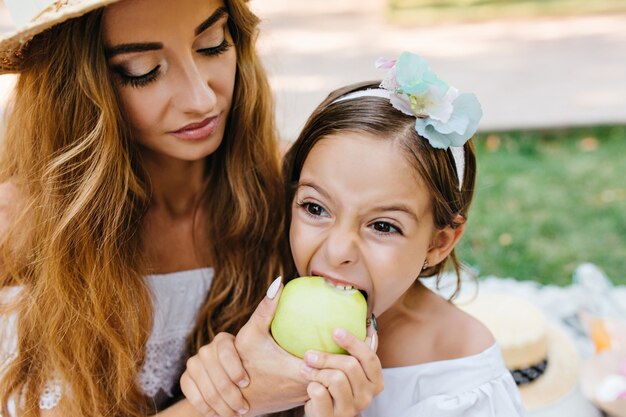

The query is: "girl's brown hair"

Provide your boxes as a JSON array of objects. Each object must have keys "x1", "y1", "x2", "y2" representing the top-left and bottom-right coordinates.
[
  {"x1": 0, "y1": 1, "x2": 284, "y2": 416},
  {"x1": 283, "y1": 81, "x2": 477, "y2": 297}
]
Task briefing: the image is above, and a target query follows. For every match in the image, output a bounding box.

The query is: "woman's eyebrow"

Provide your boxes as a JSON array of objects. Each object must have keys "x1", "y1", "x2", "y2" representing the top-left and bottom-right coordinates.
[
  {"x1": 104, "y1": 7, "x2": 228, "y2": 58},
  {"x1": 105, "y1": 42, "x2": 162, "y2": 59},
  {"x1": 195, "y1": 7, "x2": 228, "y2": 36}
]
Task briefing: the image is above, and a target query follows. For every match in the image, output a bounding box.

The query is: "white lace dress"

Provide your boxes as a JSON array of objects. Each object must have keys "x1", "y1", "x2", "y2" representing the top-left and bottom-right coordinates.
[{"x1": 0, "y1": 267, "x2": 214, "y2": 412}]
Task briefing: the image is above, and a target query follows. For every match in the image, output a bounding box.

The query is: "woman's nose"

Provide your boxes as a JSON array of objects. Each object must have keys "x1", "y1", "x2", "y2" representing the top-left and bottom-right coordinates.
[
  {"x1": 174, "y1": 61, "x2": 217, "y2": 116},
  {"x1": 323, "y1": 225, "x2": 360, "y2": 268}
]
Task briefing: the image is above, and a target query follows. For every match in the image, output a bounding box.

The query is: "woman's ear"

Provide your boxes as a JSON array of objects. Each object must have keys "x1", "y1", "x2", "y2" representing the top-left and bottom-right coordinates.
[{"x1": 426, "y1": 215, "x2": 466, "y2": 266}]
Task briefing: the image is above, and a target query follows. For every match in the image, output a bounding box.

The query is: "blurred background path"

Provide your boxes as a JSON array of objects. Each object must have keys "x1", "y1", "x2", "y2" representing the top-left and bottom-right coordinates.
[
  {"x1": 1, "y1": 0, "x2": 625, "y2": 140},
  {"x1": 249, "y1": 0, "x2": 626, "y2": 140}
]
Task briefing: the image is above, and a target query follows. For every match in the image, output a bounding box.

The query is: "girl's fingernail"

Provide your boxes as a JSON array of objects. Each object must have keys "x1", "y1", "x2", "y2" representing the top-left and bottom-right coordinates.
[
  {"x1": 304, "y1": 351, "x2": 318, "y2": 364},
  {"x1": 266, "y1": 276, "x2": 282, "y2": 300},
  {"x1": 238, "y1": 378, "x2": 249, "y2": 388},
  {"x1": 334, "y1": 328, "x2": 347, "y2": 341},
  {"x1": 370, "y1": 332, "x2": 378, "y2": 351},
  {"x1": 239, "y1": 408, "x2": 249, "y2": 415},
  {"x1": 301, "y1": 364, "x2": 314, "y2": 374}
]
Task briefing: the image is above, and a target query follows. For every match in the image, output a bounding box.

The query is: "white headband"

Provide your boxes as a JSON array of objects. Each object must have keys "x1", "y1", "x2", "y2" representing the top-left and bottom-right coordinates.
[{"x1": 331, "y1": 88, "x2": 466, "y2": 190}]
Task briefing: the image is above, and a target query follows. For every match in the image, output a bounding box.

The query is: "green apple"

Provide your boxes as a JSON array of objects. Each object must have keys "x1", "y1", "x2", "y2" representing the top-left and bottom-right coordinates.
[{"x1": 270, "y1": 276, "x2": 367, "y2": 358}]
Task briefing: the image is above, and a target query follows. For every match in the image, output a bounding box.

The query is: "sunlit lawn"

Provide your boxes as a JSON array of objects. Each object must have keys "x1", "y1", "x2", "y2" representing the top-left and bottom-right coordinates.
[{"x1": 459, "y1": 125, "x2": 626, "y2": 286}]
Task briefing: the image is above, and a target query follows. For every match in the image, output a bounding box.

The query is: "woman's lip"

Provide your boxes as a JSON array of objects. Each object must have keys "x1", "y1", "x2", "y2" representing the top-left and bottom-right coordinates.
[{"x1": 169, "y1": 114, "x2": 220, "y2": 141}]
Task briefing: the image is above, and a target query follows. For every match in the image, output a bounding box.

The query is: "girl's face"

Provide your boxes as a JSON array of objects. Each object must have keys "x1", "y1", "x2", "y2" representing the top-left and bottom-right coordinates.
[
  {"x1": 290, "y1": 132, "x2": 438, "y2": 316},
  {"x1": 102, "y1": 0, "x2": 236, "y2": 161}
]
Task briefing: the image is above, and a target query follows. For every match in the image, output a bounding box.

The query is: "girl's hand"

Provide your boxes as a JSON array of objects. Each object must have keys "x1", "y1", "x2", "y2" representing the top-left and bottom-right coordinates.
[
  {"x1": 302, "y1": 326, "x2": 383, "y2": 417},
  {"x1": 180, "y1": 332, "x2": 250, "y2": 417}
]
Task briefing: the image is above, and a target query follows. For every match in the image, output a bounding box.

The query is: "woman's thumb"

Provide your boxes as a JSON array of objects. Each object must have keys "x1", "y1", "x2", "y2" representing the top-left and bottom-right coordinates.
[{"x1": 250, "y1": 276, "x2": 283, "y2": 331}]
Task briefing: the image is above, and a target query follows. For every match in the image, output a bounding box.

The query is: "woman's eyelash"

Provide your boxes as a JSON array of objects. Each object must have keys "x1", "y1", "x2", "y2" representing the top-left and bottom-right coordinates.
[
  {"x1": 197, "y1": 38, "x2": 231, "y2": 56},
  {"x1": 118, "y1": 65, "x2": 160, "y2": 88}
]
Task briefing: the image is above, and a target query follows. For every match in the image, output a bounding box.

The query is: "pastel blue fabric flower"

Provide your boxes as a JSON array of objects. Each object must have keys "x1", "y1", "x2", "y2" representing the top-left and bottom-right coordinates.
[
  {"x1": 376, "y1": 51, "x2": 483, "y2": 149},
  {"x1": 414, "y1": 93, "x2": 483, "y2": 149}
]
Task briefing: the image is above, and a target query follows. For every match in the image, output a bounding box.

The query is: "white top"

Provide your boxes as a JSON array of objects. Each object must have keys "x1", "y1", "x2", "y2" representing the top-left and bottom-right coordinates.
[
  {"x1": 1, "y1": 267, "x2": 214, "y2": 412},
  {"x1": 362, "y1": 344, "x2": 527, "y2": 417}
]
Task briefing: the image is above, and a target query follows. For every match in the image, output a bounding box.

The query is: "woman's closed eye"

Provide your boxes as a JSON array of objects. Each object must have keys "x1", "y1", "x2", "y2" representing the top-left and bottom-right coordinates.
[
  {"x1": 116, "y1": 65, "x2": 161, "y2": 88},
  {"x1": 197, "y1": 37, "x2": 231, "y2": 56}
]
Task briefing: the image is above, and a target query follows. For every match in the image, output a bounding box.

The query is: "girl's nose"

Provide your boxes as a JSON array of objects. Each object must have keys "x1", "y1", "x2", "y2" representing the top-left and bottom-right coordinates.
[{"x1": 323, "y1": 225, "x2": 360, "y2": 268}]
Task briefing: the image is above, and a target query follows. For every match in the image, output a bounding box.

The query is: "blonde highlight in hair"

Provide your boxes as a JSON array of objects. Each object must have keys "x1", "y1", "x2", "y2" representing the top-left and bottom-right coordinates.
[
  {"x1": 0, "y1": 9, "x2": 152, "y2": 417},
  {"x1": 0, "y1": 1, "x2": 285, "y2": 416}
]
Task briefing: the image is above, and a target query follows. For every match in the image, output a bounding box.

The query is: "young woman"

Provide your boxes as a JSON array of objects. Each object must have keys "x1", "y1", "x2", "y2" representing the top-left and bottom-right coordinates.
[{"x1": 0, "y1": 0, "x2": 306, "y2": 416}]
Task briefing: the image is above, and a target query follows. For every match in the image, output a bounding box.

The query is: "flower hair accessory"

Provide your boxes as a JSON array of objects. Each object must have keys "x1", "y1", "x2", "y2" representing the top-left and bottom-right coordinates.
[{"x1": 331, "y1": 51, "x2": 483, "y2": 190}]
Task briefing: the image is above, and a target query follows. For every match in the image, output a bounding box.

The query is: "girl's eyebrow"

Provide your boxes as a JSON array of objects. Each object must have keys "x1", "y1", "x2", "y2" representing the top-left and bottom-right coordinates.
[
  {"x1": 105, "y1": 7, "x2": 228, "y2": 58},
  {"x1": 371, "y1": 204, "x2": 420, "y2": 223},
  {"x1": 296, "y1": 181, "x2": 331, "y2": 201}
]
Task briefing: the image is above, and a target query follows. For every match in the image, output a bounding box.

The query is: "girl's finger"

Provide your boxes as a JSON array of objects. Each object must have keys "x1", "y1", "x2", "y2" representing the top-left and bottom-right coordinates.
[
  {"x1": 303, "y1": 368, "x2": 356, "y2": 417},
  {"x1": 307, "y1": 328, "x2": 383, "y2": 388},
  {"x1": 186, "y1": 353, "x2": 237, "y2": 417},
  {"x1": 304, "y1": 381, "x2": 334, "y2": 417}
]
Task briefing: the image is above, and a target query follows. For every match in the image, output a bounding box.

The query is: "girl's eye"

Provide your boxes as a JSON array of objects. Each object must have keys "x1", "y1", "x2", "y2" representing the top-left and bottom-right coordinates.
[
  {"x1": 197, "y1": 38, "x2": 231, "y2": 57},
  {"x1": 117, "y1": 65, "x2": 161, "y2": 88},
  {"x1": 371, "y1": 221, "x2": 402, "y2": 235},
  {"x1": 299, "y1": 202, "x2": 328, "y2": 217}
]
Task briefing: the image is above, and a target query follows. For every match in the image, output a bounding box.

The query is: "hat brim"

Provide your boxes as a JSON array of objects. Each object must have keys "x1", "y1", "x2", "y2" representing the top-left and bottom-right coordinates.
[
  {"x1": 519, "y1": 323, "x2": 581, "y2": 411},
  {"x1": 0, "y1": 0, "x2": 121, "y2": 74},
  {"x1": 580, "y1": 348, "x2": 626, "y2": 417}
]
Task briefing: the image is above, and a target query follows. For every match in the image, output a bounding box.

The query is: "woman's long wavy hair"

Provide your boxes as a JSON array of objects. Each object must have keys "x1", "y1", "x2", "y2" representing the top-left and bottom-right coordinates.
[{"x1": 0, "y1": 1, "x2": 285, "y2": 416}]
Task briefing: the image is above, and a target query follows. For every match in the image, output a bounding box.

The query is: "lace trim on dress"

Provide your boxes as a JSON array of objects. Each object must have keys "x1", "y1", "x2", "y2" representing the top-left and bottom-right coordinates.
[
  {"x1": 39, "y1": 378, "x2": 63, "y2": 410},
  {"x1": 138, "y1": 336, "x2": 189, "y2": 397}
]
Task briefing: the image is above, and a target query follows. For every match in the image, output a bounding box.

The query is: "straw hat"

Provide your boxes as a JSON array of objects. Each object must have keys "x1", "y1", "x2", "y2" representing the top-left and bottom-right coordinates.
[
  {"x1": 458, "y1": 293, "x2": 581, "y2": 412},
  {"x1": 0, "y1": 0, "x2": 122, "y2": 74}
]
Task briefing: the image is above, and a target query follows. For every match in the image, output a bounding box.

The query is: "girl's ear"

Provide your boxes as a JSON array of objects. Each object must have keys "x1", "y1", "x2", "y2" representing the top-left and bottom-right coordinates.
[{"x1": 426, "y1": 215, "x2": 466, "y2": 266}]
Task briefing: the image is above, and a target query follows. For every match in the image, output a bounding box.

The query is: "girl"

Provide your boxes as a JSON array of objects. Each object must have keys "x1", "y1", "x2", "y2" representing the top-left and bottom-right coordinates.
[
  {"x1": 183, "y1": 52, "x2": 527, "y2": 417},
  {"x1": 0, "y1": 0, "x2": 307, "y2": 416}
]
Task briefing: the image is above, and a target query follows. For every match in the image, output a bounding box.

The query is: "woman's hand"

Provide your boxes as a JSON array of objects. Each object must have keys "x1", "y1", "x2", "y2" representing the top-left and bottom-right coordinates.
[
  {"x1": 233, "y1": 277, "x2": 310, "y2": 415},
  {"x1": 181, "y1": 331, "x2": 251, "y2": 417},
  {"x1": 302, "y1": 327, "x2": 383, "y2": 417},
  {"x1": 181, "y1": 277, "x2": 310, "y2": 417}
]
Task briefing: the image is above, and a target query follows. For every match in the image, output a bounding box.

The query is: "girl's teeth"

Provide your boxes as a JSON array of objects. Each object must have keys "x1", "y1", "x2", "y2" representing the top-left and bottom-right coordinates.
[{"x1": 324, "y1": 279, "x2": 354, "y2": 291}]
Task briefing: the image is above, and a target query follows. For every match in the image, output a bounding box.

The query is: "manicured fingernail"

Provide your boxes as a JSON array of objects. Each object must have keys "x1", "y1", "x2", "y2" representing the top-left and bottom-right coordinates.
[
  {"x1": 334, "y1": 328, "x2": 347, "y2": 340},
  {"x1": 239, "y1": 408, "x2": 248, "y2": 415},
  {"x1": 238, "y1": 378, "x2": 249, "y2": 388},
  {"x1": 301, "y1": 364, "x2": 313, "y2": 374},
  {"x1": 266, "y1": 276, "x2": 282, "y2": 299},
  {"x1": 304, "y1": 352, "x2": 318, "y2": 364},
  {"x1": 370, "y1": 332, "x2": 378, "y2": 351}
]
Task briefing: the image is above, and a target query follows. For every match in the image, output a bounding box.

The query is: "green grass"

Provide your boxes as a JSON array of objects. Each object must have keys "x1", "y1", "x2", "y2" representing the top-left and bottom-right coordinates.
[
  {"x1": 458, "y1": 125, "x2": 626, "y2": 286},
  {"x1": 387, "y1": 0, "x2": 626, "y2": 25}
]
